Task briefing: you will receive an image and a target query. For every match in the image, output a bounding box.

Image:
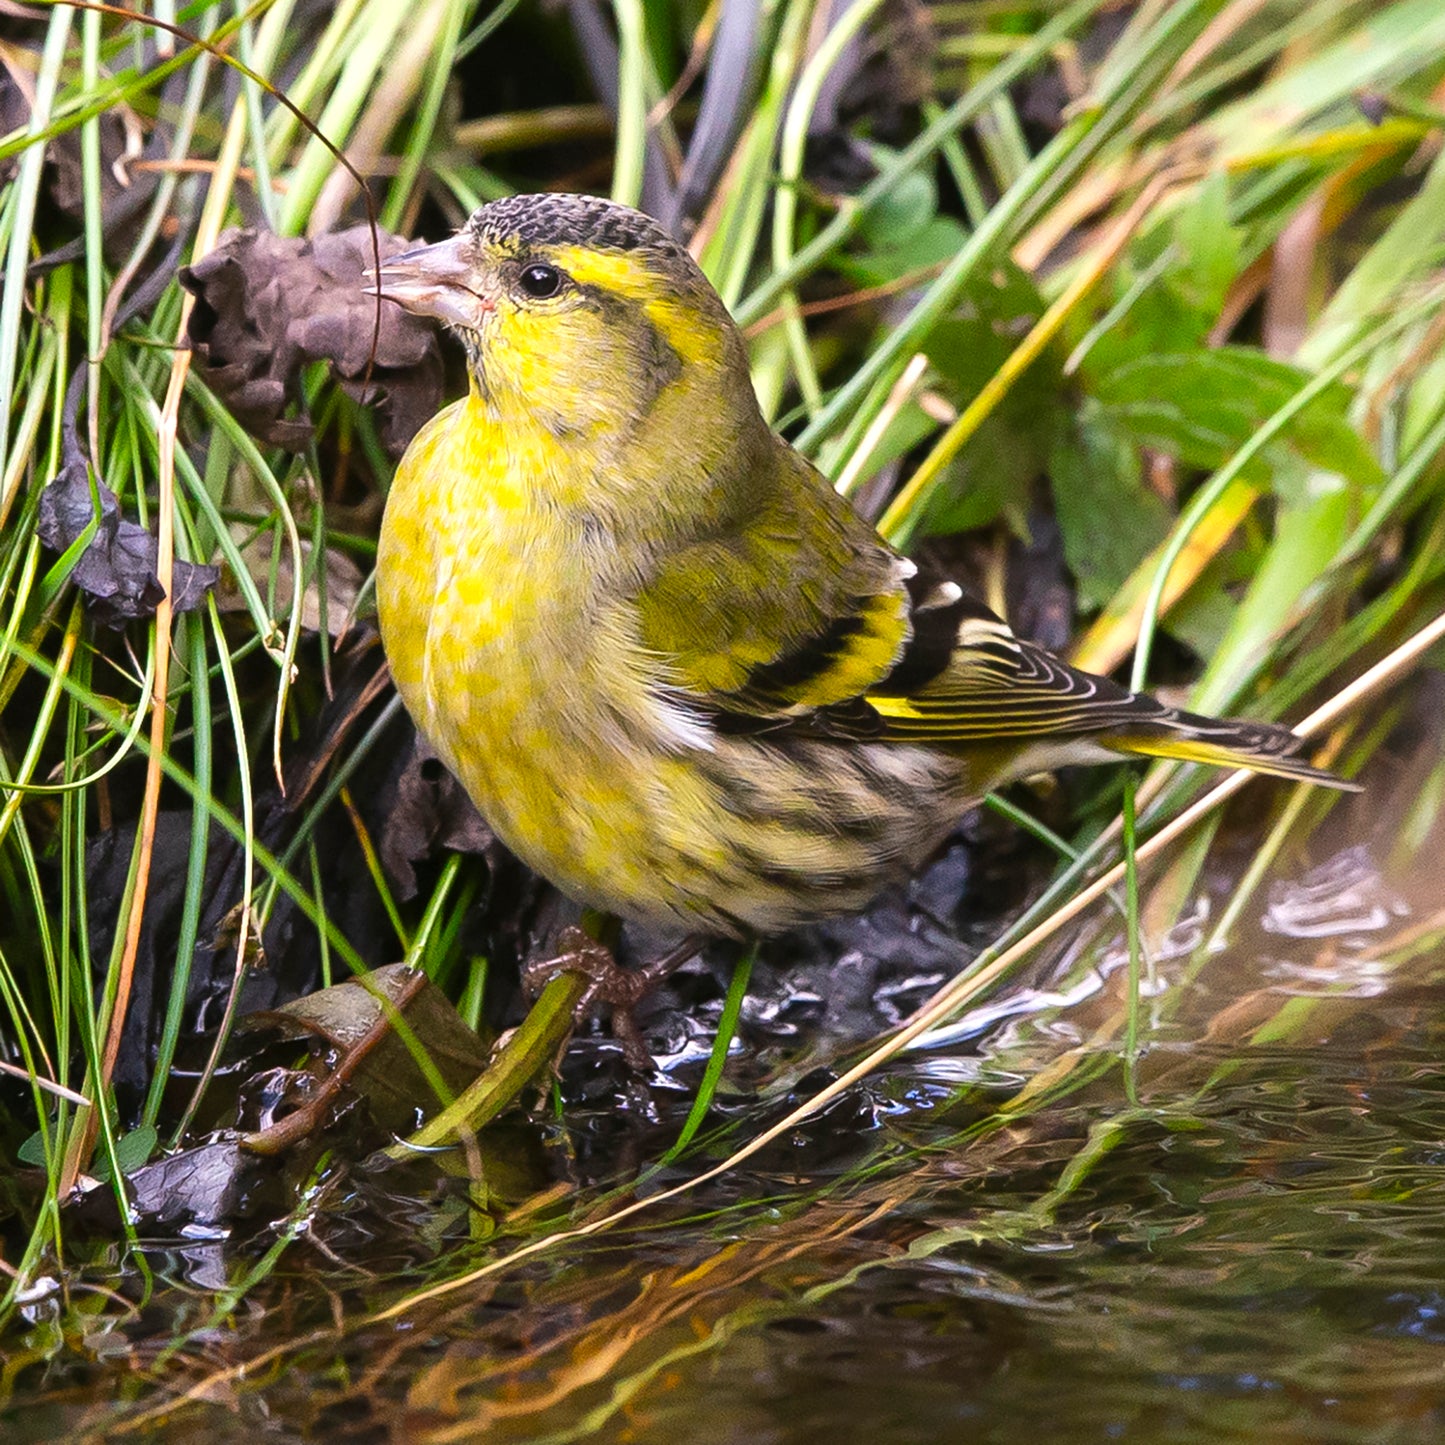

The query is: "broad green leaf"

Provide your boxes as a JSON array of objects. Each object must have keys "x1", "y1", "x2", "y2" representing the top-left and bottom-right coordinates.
[
  {"x1": 915, "y1": 259, "x2": 1063, "y2": 538},
  {"x1": 110, "y1": 1124, "x2": 159, "y2": 1179},
  {"x1": 1080, "y1": 172, "x2": 1243, "y2": 371},
  {"x1": 11, "y1": 1125, "x2": 154, "y2": 1180},
  {"x1": 857, "y1": 154, "x2": 938, "y2": 250},
  {"x1": 925, "y1": 257, "x2": 1049, "y2": 396},
  {"x1": 1092, "y1": 347, "x2": 1384, "y2": 492},
  {"x1": 921, "y1": 429, "x2": 1027, "y2": 538},
  {"x1": 1171, "y1": 170, "x2": 1241, "y2": 321},
  {"x1": 839, "y1": 215, "x2": 970, "y2": 286},
  {"x1": 1049, "y1": 399, "x2": 1172, "y2": 610}
]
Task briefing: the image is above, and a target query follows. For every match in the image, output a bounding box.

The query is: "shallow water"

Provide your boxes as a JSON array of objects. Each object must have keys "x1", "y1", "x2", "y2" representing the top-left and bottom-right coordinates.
[
  {"x1": 679, "y1": 1054, "x2": 1445, "y2": 1445},
  {"x1": 6, "y1": 842, "x2": 1445, "y2": 1444}
]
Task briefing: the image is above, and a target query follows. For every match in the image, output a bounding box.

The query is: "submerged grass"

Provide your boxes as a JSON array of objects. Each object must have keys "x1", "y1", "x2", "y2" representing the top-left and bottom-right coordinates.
[{"x1": 1, "y1": 0, "x2": 1445, "y2": 1427}]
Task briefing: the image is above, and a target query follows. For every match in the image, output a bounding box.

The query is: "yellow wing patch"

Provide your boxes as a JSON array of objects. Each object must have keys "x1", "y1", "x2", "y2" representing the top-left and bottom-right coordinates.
[{"x1": 742, "y1": 587, "x2": 912, "y2": 712}]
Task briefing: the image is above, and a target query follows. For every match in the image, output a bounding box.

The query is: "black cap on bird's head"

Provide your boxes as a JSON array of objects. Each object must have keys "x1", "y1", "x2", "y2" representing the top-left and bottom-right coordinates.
[{"x1": 465, "y1": 192, "x2": 689, "y2": 265}]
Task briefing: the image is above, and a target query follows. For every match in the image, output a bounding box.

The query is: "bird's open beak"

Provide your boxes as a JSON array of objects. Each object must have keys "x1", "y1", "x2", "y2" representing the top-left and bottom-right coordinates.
[{"x1": 365, "y1": 233, "x2": 492, "y2": 329}]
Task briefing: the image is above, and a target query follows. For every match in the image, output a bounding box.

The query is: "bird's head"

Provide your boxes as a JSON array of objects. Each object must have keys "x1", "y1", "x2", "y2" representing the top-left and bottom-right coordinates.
[{"x1": 371, "y1": 194, "x2": 761, "y2": 457}]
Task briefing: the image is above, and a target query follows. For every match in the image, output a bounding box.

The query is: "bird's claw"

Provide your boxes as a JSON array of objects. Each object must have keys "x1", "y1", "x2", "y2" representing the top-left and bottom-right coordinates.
[{"x1": 521, "y1": 925, "x2": 656, "y2": 1069}]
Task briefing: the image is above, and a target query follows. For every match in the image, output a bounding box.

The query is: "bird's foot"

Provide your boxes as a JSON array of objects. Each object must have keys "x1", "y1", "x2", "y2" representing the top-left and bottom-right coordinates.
[{"x1": 521, "y1": 926, "x2": 703, "y2": 1070}]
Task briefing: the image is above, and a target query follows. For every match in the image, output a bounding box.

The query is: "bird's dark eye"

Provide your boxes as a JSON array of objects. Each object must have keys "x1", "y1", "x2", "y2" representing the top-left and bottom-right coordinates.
[{"x1": 518, "y1": 263, "x2": 564, "y2": 299}]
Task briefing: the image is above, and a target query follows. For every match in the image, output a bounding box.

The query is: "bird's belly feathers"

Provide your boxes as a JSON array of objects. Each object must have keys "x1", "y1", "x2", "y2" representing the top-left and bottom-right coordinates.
[{"x1": 377, "y1": 398, "x2": 965, "y2": 934}]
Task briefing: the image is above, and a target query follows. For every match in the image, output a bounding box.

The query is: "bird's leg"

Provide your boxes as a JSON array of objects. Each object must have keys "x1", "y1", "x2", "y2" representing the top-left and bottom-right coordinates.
[{"x1": 520, "y1": 926, "x2": 704, "y2": 1069}]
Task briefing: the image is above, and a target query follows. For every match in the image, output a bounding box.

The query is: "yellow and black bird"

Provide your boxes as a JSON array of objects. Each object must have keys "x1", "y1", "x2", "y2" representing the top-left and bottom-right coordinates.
[{"x1": 373, "y1": 193, "x2": 1339, "y2": 947}]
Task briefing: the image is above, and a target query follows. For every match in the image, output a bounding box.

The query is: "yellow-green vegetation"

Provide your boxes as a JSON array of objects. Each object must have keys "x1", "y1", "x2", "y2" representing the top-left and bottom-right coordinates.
[{"x1": 1, "y1": 0, "x2": 1445, "y2": 1431}]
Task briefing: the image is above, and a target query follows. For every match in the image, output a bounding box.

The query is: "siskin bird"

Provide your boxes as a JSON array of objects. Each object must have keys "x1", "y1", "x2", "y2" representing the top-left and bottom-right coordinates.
[{"x1": 372, "y1": 193, "x2": 1343, "y2": 948}]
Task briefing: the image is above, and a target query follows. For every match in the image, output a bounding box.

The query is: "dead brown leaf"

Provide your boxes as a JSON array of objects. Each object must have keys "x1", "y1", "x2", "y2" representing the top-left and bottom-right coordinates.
[
  {"x1": 181, "y1": 225, "x2": 445, "y2": 457},
  {"x1": 37, "y1": 454, "x2": 219, "y2": 626}
]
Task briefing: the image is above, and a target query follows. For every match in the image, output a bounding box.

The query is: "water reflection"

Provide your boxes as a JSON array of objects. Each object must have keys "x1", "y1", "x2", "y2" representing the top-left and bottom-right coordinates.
[{"x1": 9, "y1": 843, "x2": 1445, "y2": 1445}]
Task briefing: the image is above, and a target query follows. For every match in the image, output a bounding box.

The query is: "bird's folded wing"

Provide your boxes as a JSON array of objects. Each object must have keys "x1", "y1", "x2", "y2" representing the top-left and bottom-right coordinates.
[
  {"x1": 634, "y1": 499, "x2": 915, "y2": 717},
  {"x1": 636, "y1": 521, "x2": 1121, "y2": 745},
  {"x1": 865, "y1": 602, "x2": 1338, "y2": 787},
  {"x1": 638, "y1": 518, "x2": 1335, "y2": 784},
  {"x1": 867, "y1": 616, "x2": 1173, "y2": 743}
]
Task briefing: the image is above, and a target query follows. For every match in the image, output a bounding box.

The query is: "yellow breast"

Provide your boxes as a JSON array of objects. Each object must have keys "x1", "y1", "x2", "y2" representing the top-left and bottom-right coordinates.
[
  {"x1": 376, "y1": 393, "x2": 972, "y2": 934},
  {"x1": 379, "y1": 392, "x2": 568, "y2": 801},
  {"x1": 377, "y1": 394, "x2": 715, "y2": 917}
]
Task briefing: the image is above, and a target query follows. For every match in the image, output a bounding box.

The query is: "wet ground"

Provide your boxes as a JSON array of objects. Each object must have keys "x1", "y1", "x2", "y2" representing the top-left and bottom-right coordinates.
[{"x1": 4, "y1": 834, "x2": 1443, "y2": 1443}]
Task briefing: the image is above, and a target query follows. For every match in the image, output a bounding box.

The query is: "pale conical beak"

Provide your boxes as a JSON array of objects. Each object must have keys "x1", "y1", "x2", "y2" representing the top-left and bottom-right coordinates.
[{"x1": 365, "y1": 233, "x2": 492, "y2": 329}]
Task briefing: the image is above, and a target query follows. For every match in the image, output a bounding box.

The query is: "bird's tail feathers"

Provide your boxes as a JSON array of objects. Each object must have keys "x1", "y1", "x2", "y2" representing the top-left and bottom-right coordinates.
[{"x1": 1100, "y1": 714, "x2": 1358, "y2": 790}]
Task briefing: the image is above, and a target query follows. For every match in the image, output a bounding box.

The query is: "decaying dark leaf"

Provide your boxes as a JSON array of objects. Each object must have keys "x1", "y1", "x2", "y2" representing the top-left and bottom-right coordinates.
[
  {"x1": 181, "y1": 226, "x2": 445, "y2": 456},
  {"x1": 380, "y1": 732, "x2": 494, "y2": 900},
  {"x1": 36, "y1": 454, "x2": 219, "y2": 627},
  {"x1": 45, "y1": 100, "x2": 158, "y2": 241},
  {"x1": 68, "y1": 1137, "x2": 273, "y2": 1233},
  {"x1": 0, "y1": 67, "x2": 29, "y2": 188},
  {"x1": 6, "y1": 44, "x2": 175, "y2": 269},
  {"x1": 241, "y1": 963, "x2": 492, "y2": 1149},
  {"x1": 114, "y1": 1138, "x2": 260, "y2": 1229}
]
